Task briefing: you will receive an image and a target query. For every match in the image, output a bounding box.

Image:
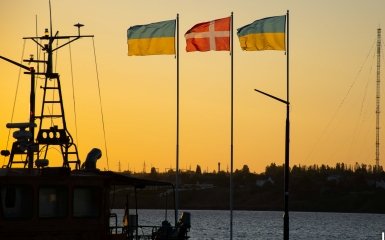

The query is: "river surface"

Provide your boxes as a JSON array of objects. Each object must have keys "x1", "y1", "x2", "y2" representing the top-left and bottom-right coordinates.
[{"x1": 112, "y1": 209, "x2": 385, "y2": 239}]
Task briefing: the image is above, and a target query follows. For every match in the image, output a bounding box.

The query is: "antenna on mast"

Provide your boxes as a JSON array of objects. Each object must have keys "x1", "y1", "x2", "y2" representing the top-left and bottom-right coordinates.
[
  {"x1": 74, "y1": 23, "x2": 84, "y2": 36},
  {"x1": 49, "y1": 0, "x2": 53, "y2": 38}
]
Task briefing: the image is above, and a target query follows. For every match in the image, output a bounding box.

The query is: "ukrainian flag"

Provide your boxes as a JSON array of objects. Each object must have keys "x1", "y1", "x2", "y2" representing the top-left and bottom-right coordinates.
[
  {"x1": 127, "y1": 20, "x2": 176, "y2": 56},
  {"x1": 237, "y1": 15, "x2": 286, "y2": 51}
]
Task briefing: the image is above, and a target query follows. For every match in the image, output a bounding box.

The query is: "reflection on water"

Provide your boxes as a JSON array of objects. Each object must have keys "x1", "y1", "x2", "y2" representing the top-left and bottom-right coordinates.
[{"x1": 112, "y1": 209, "x2": 385, "y2": 240}]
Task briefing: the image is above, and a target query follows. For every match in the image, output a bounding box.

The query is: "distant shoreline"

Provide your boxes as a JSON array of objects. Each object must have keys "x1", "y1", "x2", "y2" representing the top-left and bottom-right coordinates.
[
  {"x1": 114, "y1": 163, "x2": 385, "y2": 214},
  {"x1": 112, "y1": 185, "x2": 385, "y2": 214}
]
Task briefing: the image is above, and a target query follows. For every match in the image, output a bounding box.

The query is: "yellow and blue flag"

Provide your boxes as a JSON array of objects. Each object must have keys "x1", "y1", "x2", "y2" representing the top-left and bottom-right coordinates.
[
  {"x1": 127, "y1": 20, "x2": 176, "y2": 56},
  {"x1": 237, "y1": 15, "x2": 286, "y2": 51}
]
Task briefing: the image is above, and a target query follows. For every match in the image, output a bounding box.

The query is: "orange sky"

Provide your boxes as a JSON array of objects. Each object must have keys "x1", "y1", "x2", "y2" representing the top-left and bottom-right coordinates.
[{"x1": 0, "y1": 0, "x2": 385, "y2": 173}]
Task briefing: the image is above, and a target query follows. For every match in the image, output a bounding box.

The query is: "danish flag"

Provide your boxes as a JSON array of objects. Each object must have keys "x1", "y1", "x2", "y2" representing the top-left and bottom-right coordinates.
[{"x1": 185, "y1": 17, "x2": 231, "y2": 52}]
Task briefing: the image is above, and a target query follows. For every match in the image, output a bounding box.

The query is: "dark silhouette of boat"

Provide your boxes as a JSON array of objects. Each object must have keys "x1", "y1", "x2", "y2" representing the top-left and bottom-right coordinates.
[{"x1": 0, "y1": 2, "x2": 190, "y2": 239}]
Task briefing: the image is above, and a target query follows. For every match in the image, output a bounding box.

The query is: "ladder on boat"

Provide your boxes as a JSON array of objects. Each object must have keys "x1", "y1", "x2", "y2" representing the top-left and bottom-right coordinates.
[{"x1": 35, "y1": 73, "x2": 80, "y2": 169}]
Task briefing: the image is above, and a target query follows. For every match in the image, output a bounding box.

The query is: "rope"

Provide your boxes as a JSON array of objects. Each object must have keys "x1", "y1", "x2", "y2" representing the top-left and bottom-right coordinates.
[
  {"x1": 306, "y1": 40, "x2": 376, "y2": 162},
  {"x1": 68, "y1": 42, "x2": 79, "y2": 146},
  {"x1": 92, "y1": 37, "x2": 110, "y2": 170},
  {"x1": 2, "y1": 40, "x2": 27, "y2": 167}
]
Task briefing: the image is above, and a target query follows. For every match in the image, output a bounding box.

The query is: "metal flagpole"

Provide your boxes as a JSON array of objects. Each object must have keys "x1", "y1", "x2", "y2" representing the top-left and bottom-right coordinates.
[
  {"x1": 230, "y1": 11, "x2": 234, "y2": 240},
  {"x1": 253, "y1": 11, "x2": 290, "y2": 240},
  {"x1": 175, "y1": 13, "x2": 180, "y2": 223},
  {"x1": 283, "y1": 10, "x2": 290, "y2": 240}
]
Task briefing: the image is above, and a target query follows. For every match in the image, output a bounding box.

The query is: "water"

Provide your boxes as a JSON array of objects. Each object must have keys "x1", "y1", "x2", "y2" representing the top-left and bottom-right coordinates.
[{"x1": 112, "y1": 209, "x2": 385, "y2": 239}]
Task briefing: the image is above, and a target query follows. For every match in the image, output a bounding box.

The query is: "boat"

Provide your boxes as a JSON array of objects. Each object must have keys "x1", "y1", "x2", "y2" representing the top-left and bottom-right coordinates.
[{"x1": 0, "y1": 2, "x2": 190, "y2": 240}]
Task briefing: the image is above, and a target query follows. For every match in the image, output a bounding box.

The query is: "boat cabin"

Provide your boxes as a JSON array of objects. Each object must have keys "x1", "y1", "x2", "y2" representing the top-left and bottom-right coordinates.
[{"x1": 0, "y1": 167, "x2": 190, "y2": 240}]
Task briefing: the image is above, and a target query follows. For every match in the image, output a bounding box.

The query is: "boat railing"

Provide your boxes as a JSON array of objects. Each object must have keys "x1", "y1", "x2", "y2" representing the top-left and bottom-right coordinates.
[
  {"x1": 110, "y1": 213, "x2": 119, "y2": 234},
  {"x1": 108, "y1": 224, "x2": 156, "y2": 239},
  {"x1": 109, "y1": 213, "x2": 153, "y2": 239},
  {"x1": 109, "y1": 224, "x2": 189, "y2": 240}
]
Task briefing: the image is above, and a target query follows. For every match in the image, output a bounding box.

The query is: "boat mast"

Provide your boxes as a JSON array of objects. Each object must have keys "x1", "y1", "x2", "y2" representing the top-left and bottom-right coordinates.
[
  {"x1": 0, "y1": 56, "x2": 36, "y2": 169},
  {"x1": 25, "y1": 0, "x2": 94, "y2": 169},
  {"x1": 376, "y1": 28, "x2": 381, "y2": 171},
  {"x1": 2, "y1": 0, "x2": 93, "y2": 169}
]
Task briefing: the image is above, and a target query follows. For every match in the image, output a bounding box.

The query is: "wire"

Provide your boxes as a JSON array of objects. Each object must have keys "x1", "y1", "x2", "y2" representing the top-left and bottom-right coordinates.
[
  {"x1": 92, "y1": 37, "x2": 110, "y2": 170},
  {"x1": 68, "y1": 42, "x2": 79, "y2": 147},
  {"x1": 51, "y1": 40, "x2": 59, "y2": 127},
  {"x1": 2, "y1": 40, "x2": 27, "y2": 167},
  {"x1": 306, "y1": 40, "x2": 376, "y2": 162},
  {"x1": 345, "y1": 50, "x2": 375, "y2": 161}
]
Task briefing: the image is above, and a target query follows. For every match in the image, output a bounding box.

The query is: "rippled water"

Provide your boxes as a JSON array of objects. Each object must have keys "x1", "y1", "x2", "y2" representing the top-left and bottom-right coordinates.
[{"x1": 112, "y1": 209, "x2": 385, "y2": 239}]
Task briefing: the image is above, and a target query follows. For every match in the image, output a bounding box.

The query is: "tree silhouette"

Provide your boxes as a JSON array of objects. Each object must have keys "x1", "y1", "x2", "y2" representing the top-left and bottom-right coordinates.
[{"x1": 195, "y1": 165, "x2": 202, "y2": 175}]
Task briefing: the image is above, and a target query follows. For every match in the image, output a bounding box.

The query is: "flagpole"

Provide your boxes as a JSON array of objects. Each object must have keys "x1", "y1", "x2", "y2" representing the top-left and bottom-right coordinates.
[
  {"x1": 175, "y1": 13, "x2": 180, "y2": 223},
  {"x1": 230, "y1": 11, "x2": 234, "y2": 240},
  {"x1": 283, "y1": 10, "x2": 290, "y2": 240}
]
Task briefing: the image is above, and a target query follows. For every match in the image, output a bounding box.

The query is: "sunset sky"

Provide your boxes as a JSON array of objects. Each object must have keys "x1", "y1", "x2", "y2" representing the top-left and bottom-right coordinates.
[{"x1": 0, "y1": 0, "x2": 385, "y2": 173}]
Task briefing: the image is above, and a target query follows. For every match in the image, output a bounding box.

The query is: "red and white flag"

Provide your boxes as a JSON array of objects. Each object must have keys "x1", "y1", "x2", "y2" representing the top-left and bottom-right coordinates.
[{"x1": 185, "y1": 17, "x2": 231, "y2": 52}]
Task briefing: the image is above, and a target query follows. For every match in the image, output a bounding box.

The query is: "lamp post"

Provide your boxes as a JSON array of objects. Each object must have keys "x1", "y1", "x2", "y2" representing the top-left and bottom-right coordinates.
[{"x1": 254, "y1": 88, "x2": 290, "y2": 240}]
